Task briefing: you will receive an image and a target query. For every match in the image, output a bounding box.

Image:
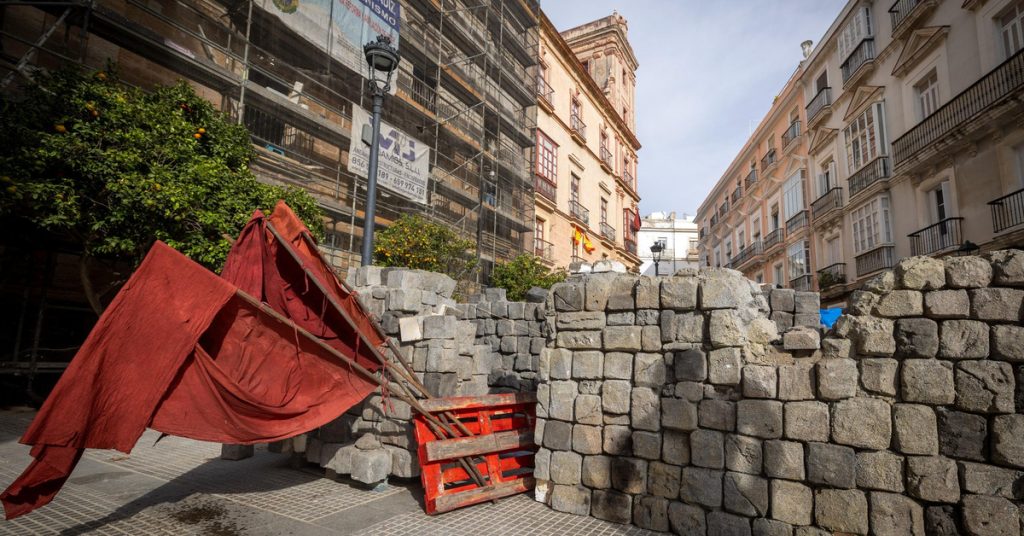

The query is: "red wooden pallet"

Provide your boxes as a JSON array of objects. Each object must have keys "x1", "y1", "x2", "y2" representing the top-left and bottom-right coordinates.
[{"x1": 413, "y1": 392, "x2": 538, "y2": 514}]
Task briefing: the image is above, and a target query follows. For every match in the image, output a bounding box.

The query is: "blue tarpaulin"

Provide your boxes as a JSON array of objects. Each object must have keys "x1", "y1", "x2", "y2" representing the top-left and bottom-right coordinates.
[{"x1": 820, "y1": 308, "x2": 843, "y2": 329}]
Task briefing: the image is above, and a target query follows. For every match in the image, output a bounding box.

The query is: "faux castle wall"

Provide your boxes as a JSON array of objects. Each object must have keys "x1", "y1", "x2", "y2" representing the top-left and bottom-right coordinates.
[{"x1": 535, "y1": 251, "x2": 1024, "y2": 536}]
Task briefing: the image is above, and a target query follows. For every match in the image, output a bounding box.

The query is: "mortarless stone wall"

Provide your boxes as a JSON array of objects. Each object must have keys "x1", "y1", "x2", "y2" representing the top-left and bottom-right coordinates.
[{"x1": 535, "y1": 251, "x2": 1024, "y2": 536}]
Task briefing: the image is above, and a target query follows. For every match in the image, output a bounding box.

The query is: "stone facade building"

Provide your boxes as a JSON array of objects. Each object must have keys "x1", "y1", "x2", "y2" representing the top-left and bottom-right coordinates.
[{"x1": 532, "y1": 12, "x2": 642, "y2": 272}]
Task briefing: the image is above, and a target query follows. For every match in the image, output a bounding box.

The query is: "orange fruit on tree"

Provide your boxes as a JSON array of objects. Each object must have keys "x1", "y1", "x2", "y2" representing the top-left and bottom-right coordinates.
[
  {"x1": 198, "y1": 128, "x2": 206, "y2": 134},
  {"x1": 193, "y1": 133, "x2": 202, "y2": 139},
  {"x1": 54, "y1": 124, "x2": 66, "y2": 133}
]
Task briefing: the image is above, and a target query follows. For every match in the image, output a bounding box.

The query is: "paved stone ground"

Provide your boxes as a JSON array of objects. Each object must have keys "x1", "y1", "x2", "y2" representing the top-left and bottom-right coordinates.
[{"x1": 0, "y1": 409, "x2": 656, "y2": 535}]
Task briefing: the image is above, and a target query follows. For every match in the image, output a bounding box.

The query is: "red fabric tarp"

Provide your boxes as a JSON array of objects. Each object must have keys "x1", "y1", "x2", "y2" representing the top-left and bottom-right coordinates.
[{"x1": 2, "y1": 203, "x2": 383, "y2": 519}]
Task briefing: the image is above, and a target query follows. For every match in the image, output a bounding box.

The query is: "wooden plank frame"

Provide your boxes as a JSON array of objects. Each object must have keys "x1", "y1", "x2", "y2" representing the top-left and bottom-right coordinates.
[{"x1": 413, "y1": 392, "x2": 538, "y2": 515}]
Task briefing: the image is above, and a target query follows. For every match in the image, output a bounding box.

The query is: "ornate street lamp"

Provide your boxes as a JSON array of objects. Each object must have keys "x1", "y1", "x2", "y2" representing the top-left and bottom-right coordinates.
[
  {"x1": 650, "y1": 241, "x2": 665, "y2": 276},
  {"x1": 360, "y1": 35, "x2": 401, "y2": 266}
]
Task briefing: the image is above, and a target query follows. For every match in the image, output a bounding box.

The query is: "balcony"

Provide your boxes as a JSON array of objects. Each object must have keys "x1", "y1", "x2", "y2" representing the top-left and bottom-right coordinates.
[
  {"x1": 710, "y1": 213, "x2": 720, "y2": 228},
  {"x1": 536, "y1": 76, "x2": 553, "y2": 108},
  {"x1": 909, "y1": 217, "x2": 964, "y2": 256},
  {"x1": 624, "y1": 170, "x2": 636, "y2": 192},
  {"x1": 570, "y1": 200, "x2": 590, "y2": 226},
  {"x1": 761, "y1": 148, "x2": 778, "y2": 173},
  {"x1": 841, "y1": 38, "x2": 876, "y2": 85},
  {"x1": 699, "y1": 228, "x2": 706, "y2": 239},
  {"x1": 570, "y1": 114, "x2": 587, "y2": 143},
  {"x1": 786, "y1": 210, "x2": 809, "y2": 233},
  {"x1": 535, "y1": 175, "x2": 556, "y2": 203},
  {"x1": 893, "y1": 49, "x2": 1024, "y2": 169},
  {"x1": 744, "y1": 169, "x2": 757, "y2": 190},
  {"x1": 817, "y1": 263, "x2": 847, "y2": 290},
  {"x1": 600, "y1": 222, "x2": 616, "y2": 242},
  {"x1": 534, "y1": 237, "x2": 554, "y2": 262},
  {"x1": 848, "y1": 157, "x2": 892, "y2": 199},
  {"x1": 600, "y1": 146, "x2": 614, "y2": 171},
  {"x1": 718, "y1": 201, "x2": 729, "y2": 218},
  {"x1": 764, "y1": 228, "x2": 785, "y2": 251},
  {"x1": 782, "y1": 120, "x2": 801, "y2": 149},
  {"x1": 890, "y1": 0, "x2": 933, "y2": 38},
  {"x1": 806, "y1": 87, "x2": 832, "y2": 125},
  {"x1": 625, "y1": 237, "x2": 637, "y2": 256},
  {"x1": 989, "y1": 188, "x2": 1024, "y2": 233},
  {"x1": 731, "y1": 185, "x2": 742, "y2": 204},
  {"x1": 811, "y1": 187, "x2": 844, "y2": 220},
  {"x1": 856, "y1": 245, "x2": 896, "y2": 277},
  {"x1": 733, "y1": 241, "x2": 764, "y2": 269},
  {"x1": 789, "y1": 274, "x2": 814, "y2": 291}
]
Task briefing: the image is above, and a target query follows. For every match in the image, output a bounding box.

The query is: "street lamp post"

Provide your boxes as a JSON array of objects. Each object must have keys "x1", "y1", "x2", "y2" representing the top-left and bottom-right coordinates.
[
  {"x1": 650, "y1": 241, "x2": 664, "y2": 276},
  {"x1": 360, "y1": 35, "x2": 401, "y2": 266}
]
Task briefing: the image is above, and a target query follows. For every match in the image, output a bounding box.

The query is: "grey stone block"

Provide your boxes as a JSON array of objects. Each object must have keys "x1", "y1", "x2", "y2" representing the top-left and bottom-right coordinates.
[
  {"x1": 701, "y1": 271, "x2": 754, "y2": 309},
  {"x1": 574, "y1": 395, "x2": 602, "y2": 426},
  {"x1": 906, "y1": 456, "x2": 960, "y2": 503},
  {"x1": 668, "y1": 501, "x2": 706, "y2": 536},
  {"x1": 543, "y1": 420, "x2": 572, "y2": 450},
  {"x1": 784, "y1": 401, "x2": 830, "y2": 442},
  {"x1": 555, "y1": 330, "x2": 602, "y2": 350},
  {"x1": 958, "y1": 461, "x2": 1024, "y2": 498},
  {"x1": 724, "y1": 472, "x2": 769, "y2": 517},
  {"x1": 571, "y1": 351, "x2": 603, "y2": 380},
  {"x1": 848, "y1": 290, "x2": 879, "y2": 315},
  {"x1": 606, "y1": 277, "x2": 638, "y2": 311},
  {"x1": 861, "y1": 358, "x2": 899, "y2": 396},
  {"x1": 814, "y1": 489, "x2": 868, "y2": 535},
  {"x1": 783, "y1": 327, "x2": 820, "y2": 351},
  {"x1": 753, "y1": 519, "x2": 794, "y2": 536},
  {"x1": 709, "y1": 309, "x2": 747, "y2": 348},
  {"x1": 662, "y1": 397, "x2": 698, "y2": 431},
  {"x1": 607, "y1": 311, "x2": 635, "y2": 326},
  {"x1": 901, "y1": 359, "x2": 955, "y2": 405},
  {"x1": 603, "y1": 352, "x2": 633, "y2": 380},
  {"x1": 633, "y1": 352, "x2": 666, "y2": 387},
  {"x1": 944, "y1": 255, "x2": 992, "y2": 288},
  {"x1": 924, "y1": 289, "x2": 969, "y2": 318},
  {"x1": 725, "y1": 434, "x2": 763, "y2": 475},
  {"x1": 661, "y1": 277, "x2": 699, "y2": 310},
  {"x1": 351, "y1": 448, "x2": 392, "y2": 484},
  {"x1": 641, "y1": 325, "x2": 661, "y2": 351},
  {"x1": 604, "y1": 326, "x2": 643, "y2": 351},
  {"x1": 590, "y1": 489, "x2": 631, "y2": 524},
  {"x1": 970, "y1": 287, "x2": 1024, "y2": 321},
  {"x1": 992, "y1": 325, "x2": 1024, "y2": 361},
  {"x1": 534, "y1": 448, "x2": 550, "y2": 481},
  {"x1": 895, "y1": 256, "x2": 946, "y2": 290},
  {"x1": 743, "y1": 365, "x2": 777, "y2": 398},
  {"x1": 631, "y1": 387, "x2": 660, "y2": 432},
  {"x1": 632, "y1": 495, "x2": 669, "y2": 532},
  {"x1": 895, "y1": 318, "x2": 939, "y2": 358},
  {"x1": 636, "y1": 278, "x2": 660, "y2": 309},
  {"x1": 992, "y1": 414, "x2": 1024, "y2": 468},
  {"x1": 925, "y1": 505, "x2": 960, "y2": 536},
  {"x1": 663, "y1": 430, "x2": 690, "y2": 466},
  {"x1": 939, "y1": 319, "x2": 989, "y2": 359},
  {"x1": 875, "y1": 290, "x2": 924, "y2": 317},
  {"x1": 737, "y1": 400, "x2": 783, "y2": 439},
  {"x1": 869, "y1": 492, "x2": 925, "y2": 536},
  {"x1": 681, "y1": 467, "x2": 723, "y2": 508},
  {"x1": 778, "y1": 363, "x2": 816, "y2": 401},
  {"x1": 648, "y1": 461, "x2": 682, "y2": 499},
  {"x1": 674, "y1": 348, "x2": 707, "y2": 381},
  {"x1": 707, "y1": 511, "x2": 752, "y2": 536},
  {"x1": 610, "y1": 457, "x2": 647, "y2": 494},
  {"x1": 764, "y1": 440, "x2": 805, "y2": 481},
  {"x1": 989, "y1": 249, "x2": 1024, "y2": 286},
  {"x1": 691, "y1": 429, "x2": 725, "y2": 469},
  {"x1": 831, "y1": 397, "x2": 892, "y2": 450},
  {"x1": 602, "y1": 380, "x2": 631, "y2": 414},
  {"x1": 961, "y1": 495, "x2": 1020, "y2": 536},
  {"x1": 556, "y1": 311, "x2": 606, "y2": 331},
  {"x1": 807, "y1": 442, "x2": 856, "y2": 489},
  {"x1": 794, "y1": 291, "x2": 819, "y2": 313},
  {"x1": 603, "y1": 425, "x2": 631, "y2": 455},
  {"x1": 771, "y1": 311, "x2": 795, "y2": 332},
  {"x1": 771, "y1": 479, "x2": 812, "y2": 526},
  {"x1": 581, "y1": 455, "x2": 611, "y2": 489},
  {"x1": 632, "y1": 430, "x2": 661, "y2": 460},
  {"x1": 709, "y1": 347, "x2": 743, "y2": 385},
  {"x1": 221, "y1": 444, "x2": 254, "y2": 461},
  {"x1": 856, "y1": 450, "x2": 904, "y2": 492},
  {"x1": 937, "y1": 408, "x2": 987, "y2": 461},
  {"x1": 771, "y1": 289, "x2": 796, "y2": 312},
  {"x1": 955, "y1": 360, "x2": 1015, "y2": 413},
  {"x1": 550, "y1": 451, "x2": 583, "y2": 485},
  {"x1": 847, "y1": 315, "x2": 896, "y2": 356},
  {"x1": 548, "y1": 380, "x2": 577, "y2": 421},
  {"x1": 817, "y1": 358, "x2": 858, "y2": 400},
  {"x1": 572, "y1": 424, "x2": 603, "y2": 455},
  {"x1": 893, "y1": 404, "x2": 938, "y2": 455},
  {"x1": 550, "y1": 484, "x2": 591, "y2": 516},
  {"x1": 863, "y1": 271, "x2": 896, "y2": 293}
]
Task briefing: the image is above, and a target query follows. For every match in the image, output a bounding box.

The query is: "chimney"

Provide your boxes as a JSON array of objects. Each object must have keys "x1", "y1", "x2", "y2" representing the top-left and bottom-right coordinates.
[{"x1": 801, "y1": 40, "x2": 814, "y2": 59}]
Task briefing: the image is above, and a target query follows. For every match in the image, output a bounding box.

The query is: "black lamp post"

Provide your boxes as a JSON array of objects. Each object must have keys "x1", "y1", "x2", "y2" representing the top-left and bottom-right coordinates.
[
  {"x1": 360, "y1": 35, "x2": 401, "y2": 266},
  {"x1": 650, "y1": 241, "x2": 664, "y2": 276}
]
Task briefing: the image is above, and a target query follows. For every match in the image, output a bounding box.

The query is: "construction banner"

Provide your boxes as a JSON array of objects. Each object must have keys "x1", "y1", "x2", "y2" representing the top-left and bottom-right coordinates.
[{"x1": 348, "y1": 106, "x2": 431, "y2": 204}]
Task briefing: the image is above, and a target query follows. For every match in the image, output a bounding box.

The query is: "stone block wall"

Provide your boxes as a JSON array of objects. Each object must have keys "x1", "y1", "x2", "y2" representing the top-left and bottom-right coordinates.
[
  {"x1": 535, "y1": 251, "x2": 1024, "y2": 535},
  {"x1": 292, "y1": 267, "x2": 545, "y2": 483}
]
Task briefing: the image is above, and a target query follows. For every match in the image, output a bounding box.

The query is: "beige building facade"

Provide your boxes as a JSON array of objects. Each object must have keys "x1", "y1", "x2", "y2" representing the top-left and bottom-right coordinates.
[
  {"x1": 699, "y1": 0, "x2": 1024, "y2": 307},
  {"x1": 533, "y1": 12, "x2": 642, "y2": 271},
  {"x1": 696, "y1": 68, "x2": 814, "y2": 291}
]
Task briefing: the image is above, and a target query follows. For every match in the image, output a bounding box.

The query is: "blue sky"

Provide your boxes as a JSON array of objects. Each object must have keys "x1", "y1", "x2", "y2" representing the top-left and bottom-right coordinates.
[{"x1": 542, "y1": 0, "x2": 847, "y2": 218}]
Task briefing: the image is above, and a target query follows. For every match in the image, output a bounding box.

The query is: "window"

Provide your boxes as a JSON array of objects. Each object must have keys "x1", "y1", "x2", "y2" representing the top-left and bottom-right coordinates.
[
  {"x1": 928, "y1": 181, "x2": 952, "y2": 224},
  {"x1": 773, "y1": 263, "x2": 784, "y2": 285},
  {"x1": 714, "y1": 247, "x2": 722, "y2": 268},
  {"x1": 770, "y1": 204, "x2": 780, "y2": 230},
  {"x1": 724, "y1": 239, "x2": 733, "y2": 261},
  {"x1": 535, "y1": 218, "x2": 545, "y2": 241},
  {"x1": 571, "y1": 97, "x2": 582, "y2": 120},
  {"x1": 818, "y1": 159, "x2": 836, "y2": 196},
  {"x1": 738, "y1": 230, "x2": 746, "y2": 250},
  {"x1": 825, "y1": 235, "x2": 842, "y2": 265},
  {"x1": 915, "y1": 70, "x2": 940, "y2": 120},
  {"x1": 783, "y1": 171, "x2": 805, "y2": 219},
  {"x1": 843, "y1": 102, "x2": 887, "y2": 173},
  {"x1": 838, "y1": 6, "x2": 873, "y2": 60},
  {"x1": 851, "y1": 195, "x2": 893, "y2": 254},
  {"x1": 752, "y1": 216, "x2": 761, "y2": 240},
  {"x1": 788, "y1": 241, "x2": 810, "y2": 279},
  {"x1": 999, "y1": 1, "x2": 1024, "y2": 57},
  {"x1": 815, "y1": 70, "x2": 829, "y2": 93},
  {"x1": 601, "y1": 198, "x2": 608, "y2": 224},
  {"x1": 571, "y1": 175, "x2": 581, "y2": 204},
  {"x1": 582, "y1": 59, "x2": 591, "y2": 73},
  {"x1": 689, "y1": 238, "x2": 699, "y2": 253},
  {"x1": 756, "y1": 274, "x2": 764, "y2": 284},
  {"x1": 536, "y1": 130, "x2": 558, "y2": 183}
]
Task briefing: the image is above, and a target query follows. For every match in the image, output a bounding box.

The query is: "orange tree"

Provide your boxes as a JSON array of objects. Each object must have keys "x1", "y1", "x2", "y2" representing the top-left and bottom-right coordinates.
[
  {"x1": 373, "y1": 214, "x2": 476, "y2": 282},
  {"x1": 0, "y1": 66, "x2": 322, "y2": 313},
  {"x1": 489, "y1": 253, "x2": 566, "y2": 301}
]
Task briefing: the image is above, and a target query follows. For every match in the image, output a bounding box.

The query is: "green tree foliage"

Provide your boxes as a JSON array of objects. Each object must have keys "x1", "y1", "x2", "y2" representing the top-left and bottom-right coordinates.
[
  {"x1": 373, "y1": 214, "x2": 477, "y2": 281},
  {"x1": 489, "y1": 253, "x2": 567, "y2": 302},
  {"x1": 0, "y1": 66, "x2": 322, "y2": 312}
]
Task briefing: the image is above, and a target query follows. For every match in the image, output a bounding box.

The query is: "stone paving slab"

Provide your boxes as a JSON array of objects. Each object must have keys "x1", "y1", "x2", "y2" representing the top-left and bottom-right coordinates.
[{"x1": 0, "y1": 410, "x2": 657, "y2": 535}]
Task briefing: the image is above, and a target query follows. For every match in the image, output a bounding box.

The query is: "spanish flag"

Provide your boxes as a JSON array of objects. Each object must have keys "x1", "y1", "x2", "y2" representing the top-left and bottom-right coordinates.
[
  {"x1": 573, "y1": 227, "x2": 583, "y2": 245},
  {"x1": 573, "y1": 226, "x2": 595, "y2": 253}
]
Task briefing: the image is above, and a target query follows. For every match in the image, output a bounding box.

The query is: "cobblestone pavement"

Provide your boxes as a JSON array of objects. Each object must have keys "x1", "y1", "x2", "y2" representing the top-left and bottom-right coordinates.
[{"x1": 0, "y1": 410, "x2": 656, "y2": 535}]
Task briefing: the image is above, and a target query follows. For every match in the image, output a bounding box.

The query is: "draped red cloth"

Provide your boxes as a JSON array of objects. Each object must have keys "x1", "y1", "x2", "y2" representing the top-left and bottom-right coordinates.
[{"x1": 2, "y1": 203, "x2": 383, "y2": 519}]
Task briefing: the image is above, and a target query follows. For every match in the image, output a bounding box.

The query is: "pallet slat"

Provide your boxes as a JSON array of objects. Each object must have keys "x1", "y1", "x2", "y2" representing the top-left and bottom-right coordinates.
[
  {"x1": 418, "y1": 392, "x2": 537, "y2": 413},
  {"x1": 432, "y1": 478, "x2": 536, "y2": 514},
  {"x1": 424, "y1": 429, "x2": 534, "y2": 462}
]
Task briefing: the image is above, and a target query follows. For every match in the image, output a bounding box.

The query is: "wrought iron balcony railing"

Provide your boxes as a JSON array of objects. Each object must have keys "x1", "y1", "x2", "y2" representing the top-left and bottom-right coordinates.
[
  {"x1": 733, "y1": 240, "x2": 764, "y2": 268},
  {"x1": 890, "y1": 0, "x2": 924, "y2": 33},
  {"x1": 625, "y1": 237, "x2": 637, "y2": 255},
  {"x1": 790, "y1": 274, "x2": 814, "y2": 291},
  {"x1": 624, "y1": 170, "x2": 635, "y2": 191},
  {"x1": 909, "y1": 217, "x2": 964, "y2": 256},
  {"x1": 989, "y1": 188, "x2": 1024, "y2": 233},
  {"x1": 570, "y1": 200, "x2": 590, "y2": 225},
  {"x1": 744, "y1": 169, "x2": 757, "y2": 189},
  {"x1": 841, "y1": 38, "x2": 876, "y2": 83},
  {"x1": 817, "y1": 262, "x2": 847, "y2": 290},
  {"x1": 731, "y1": 186, "x2": 742, "y2": 204},
  {"x1": 806, "y1": 87, "x2": 832, "y2": 123},
  {"x1": 893, "y1": 49, "x2": 1024, "y2": 167},
  {"x1": 600, "y1": 146, "x2": 613, "y2": 168},
  {"x1": 536, "y1": 76, "x2": 553, "y2": 106},
  {"x1": 534, "y1": 175, "x2": 556, "y2": 202},
  {"x1": 786, "y1": 210, "x2": 809, "y2": 233},
  {"x1": 534, "y1": 238, "x2": 554, "y2": 261},
  {"x1": 719, "y1": 201, "x2": 729, "y2": 217},
  {"x1": 764, "y1": 228, "x2": 785, "y2": 250},
  {"x1": 710, "y1": 213, "x2": 719, "y2": 228},
  {"x1": 782, "y1": 120, "x2": 801, "y2": 148},
  {"x1": 848, "y1": 157, "x2": 891, "y2": 199},
  {"x1": 761, "y1": 148, "x2": 778, "y2": 172},
  {"x1": 571, "y1": 113, "x2": 586, "y2": 141},
  {"x1": 856, "y1": 245, "x2": 895, "y2": 277},
  {"x1": 600, "y1": 222, "x2": 616, "y2": 241},
  {"x1": 811, "y1": 187, "x2": 844, "y2": 219}
]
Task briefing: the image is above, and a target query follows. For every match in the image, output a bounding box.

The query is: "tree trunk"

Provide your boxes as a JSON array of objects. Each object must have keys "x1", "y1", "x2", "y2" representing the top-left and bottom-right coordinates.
[{"x1": 79, "y1": 253, "x2": 104, "y2": 316}]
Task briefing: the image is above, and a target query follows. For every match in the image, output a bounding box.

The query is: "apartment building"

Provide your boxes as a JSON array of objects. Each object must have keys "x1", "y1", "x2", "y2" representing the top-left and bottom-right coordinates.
[
  {"x1": 637, "y1": 212, "x2": 700, "y2": 276},
  {"x1": 699, "y1": 0, "x2": 1024, "y2": 306},
  {"x1": 802, "y1": 0, "x2": 1024, "y2": 305},
  {"x1": 1, "y1": 0, "x2": 539, "y2": 279},
  {"x1": 532, "y1": 12, "x2": 642, "y2": 271},
  {"x1": 696, "y1": 66, "x2": 814, "y2": 290}
]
